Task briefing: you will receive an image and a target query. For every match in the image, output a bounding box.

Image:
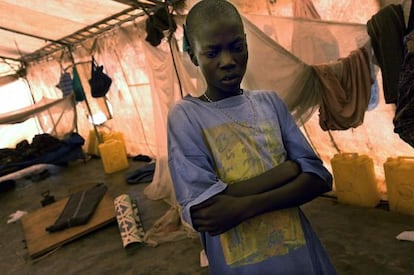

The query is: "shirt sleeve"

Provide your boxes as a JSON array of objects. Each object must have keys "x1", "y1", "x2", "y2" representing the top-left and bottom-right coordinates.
[
  {"x1": 271, "y1": 92, "x2": 333, "y2": 188},
  {"x1": 167, "y1": 102, "x2": 227, "y2": 228}
]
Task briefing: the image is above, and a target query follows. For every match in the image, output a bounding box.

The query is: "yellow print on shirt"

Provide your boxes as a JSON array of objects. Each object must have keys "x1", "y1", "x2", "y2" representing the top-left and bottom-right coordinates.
[{"x1": 203, "y1": 122, "x2": 305, "y2": 267}]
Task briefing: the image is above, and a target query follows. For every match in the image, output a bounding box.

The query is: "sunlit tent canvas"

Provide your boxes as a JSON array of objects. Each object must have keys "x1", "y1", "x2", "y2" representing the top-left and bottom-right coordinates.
[{"x1": 0, "y1": 0, "x2": 413, "y2": 245}]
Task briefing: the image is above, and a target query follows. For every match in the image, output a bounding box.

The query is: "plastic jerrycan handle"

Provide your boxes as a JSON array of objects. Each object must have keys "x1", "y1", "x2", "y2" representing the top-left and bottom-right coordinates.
[
  {"x1": 398, "y1": 156, "x2": 414, "y2": 162},
  {"x1": 342, "y1": 153, "x2": 358, "y2": 159}
]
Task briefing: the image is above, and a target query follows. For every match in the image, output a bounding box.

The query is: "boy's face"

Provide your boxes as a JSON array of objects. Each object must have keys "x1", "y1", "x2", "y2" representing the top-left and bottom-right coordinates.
[{"x1": 191, "y1": 17, "x2": 248, "y2": 97}]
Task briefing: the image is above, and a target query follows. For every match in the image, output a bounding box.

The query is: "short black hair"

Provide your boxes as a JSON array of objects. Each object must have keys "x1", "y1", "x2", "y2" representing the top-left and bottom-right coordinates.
[{"x1": 185, "y1": 0, "x2": 243, "y2": 48}]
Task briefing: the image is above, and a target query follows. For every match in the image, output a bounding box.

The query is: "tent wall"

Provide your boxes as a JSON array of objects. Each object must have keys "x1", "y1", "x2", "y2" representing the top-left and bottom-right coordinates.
[
  {"x1": 22, "y1": 15, "x2": 200, "y2": 209},
  {"x1": 5, "y1": 0, "x2": 414, "y2": 198},
  {"x1": 235, "y1": 0, "x2": 414, "y2": 197}
]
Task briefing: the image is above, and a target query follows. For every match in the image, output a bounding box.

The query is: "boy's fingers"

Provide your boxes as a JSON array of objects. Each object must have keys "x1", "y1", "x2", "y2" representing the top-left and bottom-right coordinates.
[{"x1": 190, "y1": 199, "x2": 215, "y2": 212}]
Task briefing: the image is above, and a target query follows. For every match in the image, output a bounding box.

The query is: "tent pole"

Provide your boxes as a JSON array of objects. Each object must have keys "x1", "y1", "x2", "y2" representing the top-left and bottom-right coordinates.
[{"x1": 67, "y1": 47, "x2": 103, "y2": 144}]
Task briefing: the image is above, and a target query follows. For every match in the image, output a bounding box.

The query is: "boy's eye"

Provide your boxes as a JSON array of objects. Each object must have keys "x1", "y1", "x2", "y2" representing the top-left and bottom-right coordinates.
[
  {"x1": 232, "y1": 42, "x2": 246, "y2": 52},
  {"x1": 204, "y1": 51, "x2": 218, "y2": 58}
]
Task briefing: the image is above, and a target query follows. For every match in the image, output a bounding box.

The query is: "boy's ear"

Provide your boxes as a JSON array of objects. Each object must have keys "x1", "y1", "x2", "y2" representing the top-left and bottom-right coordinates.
[
  {"x1": 188, "y1": 48, "x2": 199, "y2": 66},
  {"x1": 183, "y1": 24, "x2": 199, "y2": 66}
]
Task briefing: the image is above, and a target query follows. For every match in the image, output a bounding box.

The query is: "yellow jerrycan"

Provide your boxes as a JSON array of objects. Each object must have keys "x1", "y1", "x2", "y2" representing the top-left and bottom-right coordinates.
[
  {"x1": 383, "y1": 156, "x2": 414, "y2": 216},
  {"x1": 330, "y1": 153, "x2": 380, "y2": 207},
  {"x1": 98, "y1": 138, "x2": 129, "y2": 174},
  {"x1": 86, "y1": 129, "x2": 104, "y2": 156},
  {"x1": 86, "y1": 130, "x2": 127, "y2": 157}
]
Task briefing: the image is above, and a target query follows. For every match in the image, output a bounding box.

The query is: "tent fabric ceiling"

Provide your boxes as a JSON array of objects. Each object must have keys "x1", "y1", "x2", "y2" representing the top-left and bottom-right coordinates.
[{"x1": 0, "y1": 0, "x2": 157, "y2": 77}]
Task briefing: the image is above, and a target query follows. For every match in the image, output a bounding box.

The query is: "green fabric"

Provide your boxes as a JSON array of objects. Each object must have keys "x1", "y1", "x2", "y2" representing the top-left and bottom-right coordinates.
[{"x1": 72, "y1": 67, "x2": 86, "y2": 102}]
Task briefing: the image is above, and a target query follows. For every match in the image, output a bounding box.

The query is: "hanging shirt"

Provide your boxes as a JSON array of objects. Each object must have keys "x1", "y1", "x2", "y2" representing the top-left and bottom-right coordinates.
[
  {"x1": 314, "y1": 46, "x2": 373, "y2": 131},
  {"x1": 167, "y1": 90, "x2": 336, "y2": 274},
  {"x1": 393, "y1": 30, "x2": 414, "y2": 148},
  {"x1": 367, "y1": 4, "x2": 405, "y2": 104}
]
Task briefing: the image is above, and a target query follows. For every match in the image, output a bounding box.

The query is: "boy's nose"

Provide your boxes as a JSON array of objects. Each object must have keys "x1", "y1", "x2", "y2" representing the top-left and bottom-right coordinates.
[{"x1": 219, "y1": 51, "x2": 236, "y2": 68}]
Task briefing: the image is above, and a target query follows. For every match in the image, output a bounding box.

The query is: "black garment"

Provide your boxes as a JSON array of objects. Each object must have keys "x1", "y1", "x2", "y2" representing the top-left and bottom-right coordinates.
[
  {"x1": 407, "y1": 0, "x2": 414, "y2": 34},
  {"x1": 132, "y1": 154, "x2": 152, "y2": 162},
  {"x1": 145, "y1": 8, "x2": 177, "y2": 47},
  {"x1": 46, "y1": 183, "x2": 107, "y2": 233},
  {"x1": 0, "y1": 134, "x2": 63, "y2": 167},
  {"x1": 367, "y1": 4, "x2": 405, "y2": 104},
  {"x1": 394, "y1": 30, "x2": 414, "y2": 148},
  {"x1": 0, "y1": 133, "x2": 85, "y2": 177},
  {"x1": 88, "y1": 56, "x2": 112, "y2": 98},
  {"x1": 393, "y1": 1, "x2": 414, "y2": 148}
]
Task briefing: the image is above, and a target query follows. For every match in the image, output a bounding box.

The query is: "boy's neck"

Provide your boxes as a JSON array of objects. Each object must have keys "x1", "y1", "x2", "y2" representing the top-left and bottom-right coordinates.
[{"x1": 203, "y1": 89, "x2": 243, "y2": 102}]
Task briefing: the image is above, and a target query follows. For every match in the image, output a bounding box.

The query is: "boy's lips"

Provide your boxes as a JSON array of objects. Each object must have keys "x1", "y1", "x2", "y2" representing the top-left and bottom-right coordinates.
[
  {"x1": 222, "y1": 74, "x2": 239, "y2": 81},
  {"x1": 221, "y1": 74, "x2": 240, "y2": 85}
]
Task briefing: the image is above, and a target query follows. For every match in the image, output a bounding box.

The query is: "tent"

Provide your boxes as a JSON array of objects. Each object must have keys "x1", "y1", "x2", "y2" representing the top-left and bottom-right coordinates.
[{"x1": 0, "y1": 0, "x2": 413, "y2": 244}]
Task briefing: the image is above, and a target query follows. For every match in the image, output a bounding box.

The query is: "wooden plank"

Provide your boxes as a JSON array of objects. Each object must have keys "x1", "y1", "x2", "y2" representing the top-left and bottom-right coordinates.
[{"x1": 21, "y1": 192, "x2": 116, "y2": 259}]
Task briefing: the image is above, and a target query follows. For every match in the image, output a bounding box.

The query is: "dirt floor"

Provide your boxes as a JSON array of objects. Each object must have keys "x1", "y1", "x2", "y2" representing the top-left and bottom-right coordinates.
[{"x1": 1, "y1": 157, "x2": 414, "y2": 275}]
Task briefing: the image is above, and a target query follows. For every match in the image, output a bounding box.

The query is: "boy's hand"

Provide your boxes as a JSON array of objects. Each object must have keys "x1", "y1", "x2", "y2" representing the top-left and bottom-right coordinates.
[{"x1": 190, "y1": 194, "x2": 249, "y2": 236}]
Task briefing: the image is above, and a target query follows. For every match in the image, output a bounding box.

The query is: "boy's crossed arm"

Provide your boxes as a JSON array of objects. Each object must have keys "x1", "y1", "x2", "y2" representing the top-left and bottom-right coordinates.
[{"x1": 190, "y1": 160, "x2": 330, "y2": 236}]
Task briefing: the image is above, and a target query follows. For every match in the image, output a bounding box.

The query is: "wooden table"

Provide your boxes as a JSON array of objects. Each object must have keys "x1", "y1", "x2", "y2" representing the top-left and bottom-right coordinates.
[{"x1": 21, "y1": 192, "x2": 116, "y2": 259}]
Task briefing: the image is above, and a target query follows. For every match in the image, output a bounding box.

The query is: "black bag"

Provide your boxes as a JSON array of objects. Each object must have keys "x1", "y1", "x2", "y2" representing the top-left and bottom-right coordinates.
[
  {"x1": 88, "y1": 56, "x2": 112, "y2": 98},
  {"x1": 144, "y1": 7, "x2": 177, "y2": 47}
]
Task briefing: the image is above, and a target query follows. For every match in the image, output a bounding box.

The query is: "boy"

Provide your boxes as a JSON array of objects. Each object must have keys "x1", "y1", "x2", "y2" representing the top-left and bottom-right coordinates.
[{"x1": 167, "y1": 0, "x2": 337, "y2": 273}]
